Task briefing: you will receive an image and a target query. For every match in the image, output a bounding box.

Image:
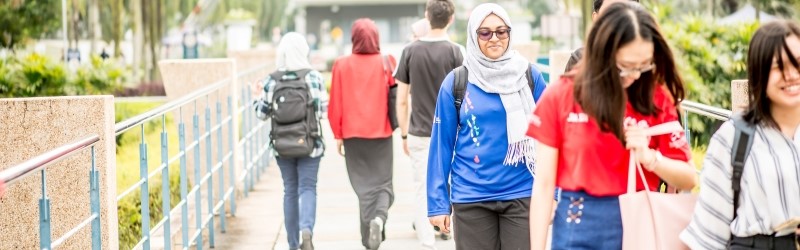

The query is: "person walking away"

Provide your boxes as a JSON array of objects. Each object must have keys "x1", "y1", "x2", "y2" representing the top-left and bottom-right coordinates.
[
  {"x1": 680, "y1": 20, "x2": 800, "y2": 250},
  {"x1": 254, "y1": 32, "x2": 327, "y2": 250},
  {"x1": 395, "y1": 0, "x2": 463, "y2": 248},
  {"x1": 527, "y1": 2, "x2": 698, "y2": 249},
  {"x1": 427, "y1": 3, "x2": 548, "y2": 249},
  {"x1": 327, "y1": 18, "x2": 398, "y2": 250}
]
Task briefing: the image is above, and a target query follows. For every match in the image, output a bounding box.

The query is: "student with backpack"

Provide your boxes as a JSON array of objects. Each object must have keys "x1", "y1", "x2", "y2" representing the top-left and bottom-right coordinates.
[
  {"x1": 394, "y1": 0, "x2": 462, "y2": 248},
  {"x1": 426, "y1": 3, "x2": 547, "y2": 249},
  {"x1": 527, "y1": 2, "x2": 697, "y2": 249},
  {"x1": 254, "y1": 32, "x2": 326, "y2": 250},
  {"x1": 681, "y1": 20, "x2": 800, "y2": 250},
  {"x1": 327, "y1": 18, "x2": 397, "y2": 250}
]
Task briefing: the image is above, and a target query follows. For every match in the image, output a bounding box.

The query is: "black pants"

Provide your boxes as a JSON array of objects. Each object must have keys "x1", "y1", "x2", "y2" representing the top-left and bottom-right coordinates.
[
  {"x1": 729, "y1": 234, "x2": 797, "y2": 250},
  {"x1": 452, "y1": 198, "x2": 531, "y2": 250}
]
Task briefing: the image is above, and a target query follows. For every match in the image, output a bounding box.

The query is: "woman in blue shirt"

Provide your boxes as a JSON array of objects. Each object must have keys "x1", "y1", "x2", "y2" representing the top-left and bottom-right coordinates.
[{"x1": 427, "y1": 3, "x2": 547, "y2": 249}]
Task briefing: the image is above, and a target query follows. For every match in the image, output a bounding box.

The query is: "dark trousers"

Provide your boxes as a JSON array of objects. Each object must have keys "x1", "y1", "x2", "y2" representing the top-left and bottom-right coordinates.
[
  {"x1": 452, "y1": 198, "x2": 531, "y2": 250},
  {"x1": 729, "y1": 234, "x2": 797, "y2": 250}
]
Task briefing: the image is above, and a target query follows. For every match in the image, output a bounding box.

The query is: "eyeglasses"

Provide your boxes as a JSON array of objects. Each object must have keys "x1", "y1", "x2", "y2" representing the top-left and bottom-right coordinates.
[
  {"x1": 476, "y1": 28, "x2": 510, "y2": 41},
  {"x1": 618, "y1": 63, "x2": 655, "y2": 77}
]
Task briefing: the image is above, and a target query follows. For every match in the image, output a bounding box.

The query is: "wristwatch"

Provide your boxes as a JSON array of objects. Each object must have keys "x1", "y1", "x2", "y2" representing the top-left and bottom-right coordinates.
[{"x1": 401, "y1": 134, "x2": 408, "y2": 140}]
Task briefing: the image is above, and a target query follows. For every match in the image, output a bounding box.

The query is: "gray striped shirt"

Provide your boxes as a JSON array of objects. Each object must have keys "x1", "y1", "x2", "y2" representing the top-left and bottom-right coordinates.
[{"x1": 680, "y1": 120, "x2": 800, "y2": 249}]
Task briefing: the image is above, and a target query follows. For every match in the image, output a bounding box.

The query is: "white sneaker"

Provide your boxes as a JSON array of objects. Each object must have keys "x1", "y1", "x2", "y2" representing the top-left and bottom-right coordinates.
[{"x1": 368, "y1": 217, "x2": 383, "y2": 249}]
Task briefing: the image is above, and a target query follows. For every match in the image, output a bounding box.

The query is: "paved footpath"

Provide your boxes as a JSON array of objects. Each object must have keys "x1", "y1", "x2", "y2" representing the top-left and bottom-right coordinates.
[{"x1": 212, "y1": 120, "x2": 456, "y2": 250}]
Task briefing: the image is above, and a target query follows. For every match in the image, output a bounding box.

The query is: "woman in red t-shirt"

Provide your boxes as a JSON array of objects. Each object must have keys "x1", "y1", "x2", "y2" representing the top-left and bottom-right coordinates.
[{"x1": 527, "y1": 2, "x2": 698, "y2": 249}]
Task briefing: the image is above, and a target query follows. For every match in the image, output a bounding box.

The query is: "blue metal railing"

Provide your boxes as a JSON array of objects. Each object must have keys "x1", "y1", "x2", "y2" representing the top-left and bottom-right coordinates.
[
  {"x1": 113, "y1": 63, "x2": 273, "y2": 250},
  {"x1": 0, "y1": 135, "x2": 102, "y2": 250}
]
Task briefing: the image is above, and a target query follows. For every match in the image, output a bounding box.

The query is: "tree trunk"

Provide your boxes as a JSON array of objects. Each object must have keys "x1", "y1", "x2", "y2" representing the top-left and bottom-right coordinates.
[
  {"x1": 112, "y1": 0, "x2": 122, "y2": 58},
  {"x1": 133, "y1": 0, "x2": 144, "y2": 81},
  {"x1": 580, "y1": 0, "x2": 591, "y2": 38},
  {"x1": 89, "y1": 0, "x2": 100, "y2": 54}
]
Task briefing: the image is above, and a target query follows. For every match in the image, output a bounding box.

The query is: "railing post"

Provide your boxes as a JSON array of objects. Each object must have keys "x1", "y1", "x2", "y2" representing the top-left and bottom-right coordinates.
[
  {"x1": 90, "y1": 146, "x2": 102, "y2": 250},
  {"x1": 683, "y1": 109, "x2": 691, "y2": 145},
  {"x1": 227, "y1": 97, "x2": 237, "y2": 216},
  {"x1": 205, "y1": 97, "x2": 216, "y2": 248},
  {"x1": 216, "y1": 100, "x2": 226, "y2": 233},
  {"x1": 178, "y1": 108, "x2": 189, "y2": 249},
  {"x1": 160, "y1": 115, "x2": 171, "y2": 250},
  {"x1": 192, "y1": 102, "x2": 203, "y2": 250},
  {"x1": 241, "y1": 88, "x2": 250, "y2": 198},
  {"x1": 139, "y1": 126, "x2": 151, "y2": 250},
  {"x1": 39, "y1": 170, "x2": 52, "y2": 249},
  {"x1": 246, "y1": 87, "x2": 255, "y2": 192}
]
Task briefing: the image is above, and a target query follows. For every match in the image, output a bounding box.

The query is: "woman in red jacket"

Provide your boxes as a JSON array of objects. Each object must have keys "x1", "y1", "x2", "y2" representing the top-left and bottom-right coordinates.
[{"x1": 327, "y1": 18, "x2": 397, "y2": 250}]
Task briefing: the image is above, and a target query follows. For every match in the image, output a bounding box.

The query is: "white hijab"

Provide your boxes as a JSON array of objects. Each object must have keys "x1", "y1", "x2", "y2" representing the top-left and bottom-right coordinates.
[
  {"x1": 276, "y1": 32, "x2": 312, "y2": 71},
  {"x1": 464, "y1": 3, "x2": 536, "y2": 173}
]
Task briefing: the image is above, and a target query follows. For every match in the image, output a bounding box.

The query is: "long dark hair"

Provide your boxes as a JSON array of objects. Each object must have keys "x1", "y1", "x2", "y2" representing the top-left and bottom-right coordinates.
[
  {"x1": 743, "y1": 20, "x2": 800, "y2": 128},
  {"x1": 574, "y1": 2, "x2": 685, "y2": 143}
]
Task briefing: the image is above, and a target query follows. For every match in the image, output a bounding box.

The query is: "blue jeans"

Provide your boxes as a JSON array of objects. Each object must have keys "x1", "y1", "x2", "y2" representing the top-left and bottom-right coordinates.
[
  {"x1": 551, "y1": 190, "x2": 623, "y2": 250},
  {"x1": 276, "y1": 156, "x2": 321, "y2": 249}
]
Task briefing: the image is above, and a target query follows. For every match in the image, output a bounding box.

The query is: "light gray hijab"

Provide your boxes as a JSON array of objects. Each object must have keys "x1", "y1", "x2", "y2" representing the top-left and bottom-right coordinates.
[
  {"x1": 464, "y1": 3, "x2": 536, "y2": 173},
  {"x1": 276, "y1": 32, "x2": 312, "y2": 71}
]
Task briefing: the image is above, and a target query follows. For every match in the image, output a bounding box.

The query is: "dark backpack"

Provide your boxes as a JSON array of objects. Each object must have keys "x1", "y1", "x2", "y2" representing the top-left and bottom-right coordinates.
[
  {"x1": 452, "y1": 65, "x2": 535, "y2": 122},
  {"x1": 730, "y1": 115, "x2": 755, "y2": 219},
  {"x1": 268, "y1": 69, "x2": 320, "y2": 158}
]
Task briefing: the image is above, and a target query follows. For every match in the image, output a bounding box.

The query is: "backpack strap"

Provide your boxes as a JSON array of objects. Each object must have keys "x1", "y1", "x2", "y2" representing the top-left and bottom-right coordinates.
[
  {"x1": 730, "y1": 115, "x2": 755, "y2": 219},
  {"x1": 452, "y1": 65, "x2": 535, "y2": 124}
]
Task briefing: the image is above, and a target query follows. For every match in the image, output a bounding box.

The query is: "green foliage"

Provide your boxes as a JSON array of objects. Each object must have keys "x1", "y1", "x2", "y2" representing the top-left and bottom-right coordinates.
[
  {"x1": 659, "y1": 14, "x2": 759, "y2": 145},
  {"x1": 0, "y1": 0, "x2": 61, "y2": 49},
  {"x1": 0, "y1": 53, "x2": 127, "y2": 97},
  {"x1": 0, "y1": 53, "x2": 68, "y2": 97},
  {"x1": 117, "y1": 173, "x2": 183, "y2": 250}
]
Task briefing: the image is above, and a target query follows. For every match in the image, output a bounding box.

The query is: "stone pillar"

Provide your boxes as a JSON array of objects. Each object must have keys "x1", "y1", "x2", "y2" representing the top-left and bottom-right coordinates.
[
  {"x1": 515, "y1": 41, "x2": 541, "y2": 64},
  {"x1": 731, "y1": 80, "x2": 749, "y2": 114},
  {"x1": 227, "y1": 49, "x2": 276, "y2": 73},
  {"x1": 158, "y1": 59, "x2": 238, "y2": 248},
  {"x1": 549, "y1": 50, "x2": 573, "y2": 83},
  {"x1": 0, "y1": 96, "x2": 118, "y2": 250}
]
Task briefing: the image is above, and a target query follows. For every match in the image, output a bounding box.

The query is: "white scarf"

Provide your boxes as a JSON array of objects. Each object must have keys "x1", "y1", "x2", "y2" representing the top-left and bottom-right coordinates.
[{"x1": 463, "y1": 3, "x2": 536, "y2": 173}]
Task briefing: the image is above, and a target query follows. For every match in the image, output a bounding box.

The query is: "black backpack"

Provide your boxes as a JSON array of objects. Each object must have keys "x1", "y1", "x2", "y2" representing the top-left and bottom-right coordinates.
[
  {"x1": 730, "y1": 115, "x2": 755, "y2": 219},
  {"x1": 268, "y1": 69, "x2": 320, "y2": 158},
  {"x1": 452, "y1": 65, "x2": 535, "y2": 122}
]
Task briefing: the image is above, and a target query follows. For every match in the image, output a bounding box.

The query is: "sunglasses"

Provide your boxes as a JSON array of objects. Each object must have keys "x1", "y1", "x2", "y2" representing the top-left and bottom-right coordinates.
[{"x1": 476, "y1": 28, "x2": 510, "y2": 41}]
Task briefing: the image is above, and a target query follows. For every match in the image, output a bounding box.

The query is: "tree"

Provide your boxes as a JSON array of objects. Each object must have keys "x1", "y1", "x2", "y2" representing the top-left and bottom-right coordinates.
[{"x1": 0, "y1": 0, "x2": 61, "y2": 49}]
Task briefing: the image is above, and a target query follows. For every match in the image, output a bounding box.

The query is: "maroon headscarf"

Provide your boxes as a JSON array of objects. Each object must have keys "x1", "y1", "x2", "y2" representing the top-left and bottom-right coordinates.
[{"x1": 351, "y1": 18, "x2": 380, "y2": 54}]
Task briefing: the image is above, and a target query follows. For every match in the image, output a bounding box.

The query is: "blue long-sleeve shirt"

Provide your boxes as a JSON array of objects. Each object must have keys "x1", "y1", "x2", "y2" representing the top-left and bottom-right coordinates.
[{"x1": 427, "y1": 65, "x2": 547, "y2": 216}]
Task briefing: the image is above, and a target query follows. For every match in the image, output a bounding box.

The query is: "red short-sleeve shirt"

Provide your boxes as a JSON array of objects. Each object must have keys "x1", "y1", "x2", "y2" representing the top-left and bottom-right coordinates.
[{"x1": 526, "y1": 77, "x2": 691, "y2": 196}]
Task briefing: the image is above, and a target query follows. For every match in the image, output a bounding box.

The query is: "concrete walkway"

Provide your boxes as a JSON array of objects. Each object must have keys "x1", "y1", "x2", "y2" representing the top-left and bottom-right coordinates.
[{"x1": 212, "y1": 121, "x2": 456, "y2": 249}]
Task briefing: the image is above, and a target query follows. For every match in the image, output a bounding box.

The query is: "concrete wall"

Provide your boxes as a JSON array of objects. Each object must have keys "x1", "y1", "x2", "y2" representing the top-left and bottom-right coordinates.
[{"x1": 0, "y1": 96, "x2": 118, "y2": 250}]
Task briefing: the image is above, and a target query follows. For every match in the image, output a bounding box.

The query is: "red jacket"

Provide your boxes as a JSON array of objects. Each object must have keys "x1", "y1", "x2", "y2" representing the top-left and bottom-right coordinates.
[{"x1": 328, "y1": 54, "x2": 397, "y2": 139}]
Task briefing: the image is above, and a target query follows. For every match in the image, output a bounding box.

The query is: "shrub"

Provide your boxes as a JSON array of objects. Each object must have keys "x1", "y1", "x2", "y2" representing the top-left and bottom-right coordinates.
[{"x1": 0, "y1": 53, "x2": 127, "y2": 97}]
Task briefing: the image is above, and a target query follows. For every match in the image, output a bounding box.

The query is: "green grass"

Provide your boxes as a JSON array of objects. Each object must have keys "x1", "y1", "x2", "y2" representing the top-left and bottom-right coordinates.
[
  {"x1": 115, "y1": 101, "x2": 184, "y2": 250},
  {"x1": 115, "y1": 102, "x2": 181, "y2": 194}
]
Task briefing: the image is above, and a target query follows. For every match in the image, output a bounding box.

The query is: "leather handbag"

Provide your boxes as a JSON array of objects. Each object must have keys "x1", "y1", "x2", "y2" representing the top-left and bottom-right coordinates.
[
  {"x1": 619, "y1": 121, "x2": 697, "y2": 250},
  {"x1": 381, "y1": 55, "x2": 399, "y2": 131}
]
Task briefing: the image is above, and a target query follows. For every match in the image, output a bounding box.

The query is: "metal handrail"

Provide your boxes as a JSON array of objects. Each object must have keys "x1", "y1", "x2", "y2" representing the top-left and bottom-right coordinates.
[
  {"x1": 114, "y1": 77, "x2": 231, "y2": 136},
  {"x1": 0, "y1": 135, "x2": 99, "y2": 186},
  {"x1": 680, "y1": 100, "x2": 732, "y2": 121},
  {"x1": 113, "y1": 63, "x2": 272, "y2": 136}
]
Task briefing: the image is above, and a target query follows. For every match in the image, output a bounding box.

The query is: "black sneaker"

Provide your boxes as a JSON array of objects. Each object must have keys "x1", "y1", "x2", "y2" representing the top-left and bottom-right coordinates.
[{"x1": 300, "y1": 228, "x2": 314, "y2": 250}]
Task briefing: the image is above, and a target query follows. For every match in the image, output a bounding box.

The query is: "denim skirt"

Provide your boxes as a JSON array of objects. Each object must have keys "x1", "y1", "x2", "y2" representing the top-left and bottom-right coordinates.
[{"x1": 551, "y1": 190, "x2": 623, "y2": 250}]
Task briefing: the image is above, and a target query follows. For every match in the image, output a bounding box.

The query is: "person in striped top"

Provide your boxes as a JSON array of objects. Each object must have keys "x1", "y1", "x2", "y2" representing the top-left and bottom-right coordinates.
[{"x1": 680, "y1": 20, "x2": 800, "y2": 250}]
